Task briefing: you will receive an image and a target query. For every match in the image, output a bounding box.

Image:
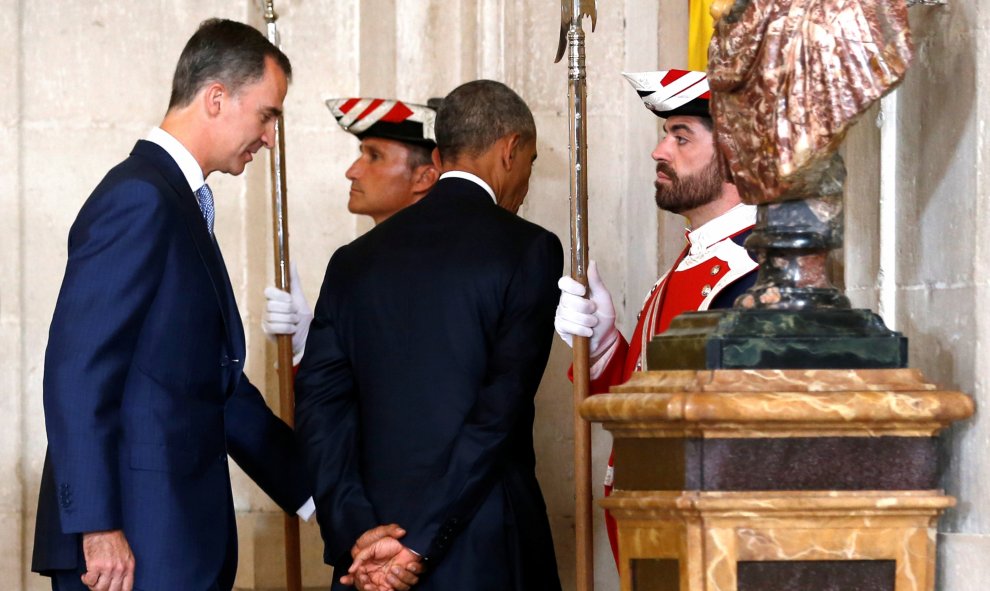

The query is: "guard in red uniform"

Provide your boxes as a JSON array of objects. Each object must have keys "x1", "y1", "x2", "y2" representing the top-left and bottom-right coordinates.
[{"x1": 553, "y1": 69, "x2": 759, "y2": 565}]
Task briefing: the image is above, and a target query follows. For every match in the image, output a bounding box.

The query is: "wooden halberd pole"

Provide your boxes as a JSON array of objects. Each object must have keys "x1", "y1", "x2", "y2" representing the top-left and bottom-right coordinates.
[
  {"x1": 261, "y1": 3, "x2": 302, "y2": 590},
  {"x1": 556, "y1": 2, "x2": 598, "y2": 589}
]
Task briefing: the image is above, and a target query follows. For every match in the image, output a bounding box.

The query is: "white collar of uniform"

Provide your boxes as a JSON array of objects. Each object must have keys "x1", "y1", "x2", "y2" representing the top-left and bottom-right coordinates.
[
  {"x1": 146, "y1": 126, "x2": 206, "y2": 193},
  {"x1": 439, "y1": 171, "x2": 496, "y2": 204},
  {"x1": 686, "y1": 203, "x2": 757, "y2": 255}
]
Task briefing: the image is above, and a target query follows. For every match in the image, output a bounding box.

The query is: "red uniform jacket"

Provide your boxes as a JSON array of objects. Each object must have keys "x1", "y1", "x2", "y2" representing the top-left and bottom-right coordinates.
[{"x1": 580, "y1": 204, "x2": 758, "y2": 564}]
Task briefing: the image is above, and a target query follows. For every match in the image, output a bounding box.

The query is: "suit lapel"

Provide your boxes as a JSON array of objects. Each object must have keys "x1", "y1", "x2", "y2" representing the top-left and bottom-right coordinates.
[{"x1": 130, "y1": 141, "x2": 245, "y2": 374}]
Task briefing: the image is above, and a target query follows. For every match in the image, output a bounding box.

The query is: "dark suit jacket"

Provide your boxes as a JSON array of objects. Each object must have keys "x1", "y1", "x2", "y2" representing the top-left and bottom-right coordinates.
[
  {"x1": 295, "y1": 177, "x2": 563, "y2": 591},
  {"x1": 32, "y1": 140, "x2": 310, "y2": 590}
]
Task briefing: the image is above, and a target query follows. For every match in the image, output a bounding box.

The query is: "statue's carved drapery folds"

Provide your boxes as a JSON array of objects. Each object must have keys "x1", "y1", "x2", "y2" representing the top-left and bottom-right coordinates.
[{"x1": 708, "y1": 0, "x2": 914, "y2": 204}]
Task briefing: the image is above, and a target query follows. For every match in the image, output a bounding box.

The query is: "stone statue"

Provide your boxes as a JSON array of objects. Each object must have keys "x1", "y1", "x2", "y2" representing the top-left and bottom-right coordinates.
[{"x1": 707, "y1": 0, "x2": 914, "y2": 204}]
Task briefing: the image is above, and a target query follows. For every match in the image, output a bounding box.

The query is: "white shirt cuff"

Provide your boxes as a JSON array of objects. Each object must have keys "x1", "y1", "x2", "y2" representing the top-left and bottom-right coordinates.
[{"x1": 296, "y1": 497, "x2": 316, "y2": 521}]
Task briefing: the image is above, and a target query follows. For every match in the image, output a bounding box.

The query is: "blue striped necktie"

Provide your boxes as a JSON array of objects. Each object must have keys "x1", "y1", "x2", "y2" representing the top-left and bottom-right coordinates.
[{"x1": 195, "y1": 184, "x2": 215, "y2": 235}]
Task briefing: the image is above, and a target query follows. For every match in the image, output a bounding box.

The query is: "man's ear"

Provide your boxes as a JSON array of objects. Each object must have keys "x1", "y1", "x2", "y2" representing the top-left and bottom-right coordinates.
[
  {"x1": 431, "y1": 147, "x2": 442, "y2": 168},
  {"x1": 412, "y1": 163, "x2": 440, "y2": 193},
  {"x1": 500, "y1": 133, "x2": 522, "y2": 171},
  {"x1": 203, "y1": 82, "x2": 225, "y2": 118}
]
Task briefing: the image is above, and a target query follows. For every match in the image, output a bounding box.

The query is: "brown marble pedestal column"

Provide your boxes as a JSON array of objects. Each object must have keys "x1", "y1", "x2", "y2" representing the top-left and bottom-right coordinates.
[{"x1": 581, "y1": 369, "x2": 973, "y2": 591}]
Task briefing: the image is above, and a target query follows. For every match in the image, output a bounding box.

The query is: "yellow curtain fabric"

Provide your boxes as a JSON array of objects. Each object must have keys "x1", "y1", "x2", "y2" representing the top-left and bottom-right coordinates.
[{"x1": 688, "y1": 0, "x2": 715, "y2": 71}]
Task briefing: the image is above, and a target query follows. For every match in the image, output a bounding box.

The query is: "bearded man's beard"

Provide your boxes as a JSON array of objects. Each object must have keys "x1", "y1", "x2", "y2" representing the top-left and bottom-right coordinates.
[{"x1": 654, "y1": 155, "x2": 724, "y2": 214}]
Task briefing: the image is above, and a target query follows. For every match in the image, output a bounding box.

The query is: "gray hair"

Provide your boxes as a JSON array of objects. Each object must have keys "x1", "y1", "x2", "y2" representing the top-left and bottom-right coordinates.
[
  {"x1": 435, "y1": 80, "x2": 535, "y2": 162},
  {"x1": 404, "y1": 143, "x2": 435, "y2": 169},
  {"x1": 168, "y1": 19, "x2": 292, "y2": 110}
]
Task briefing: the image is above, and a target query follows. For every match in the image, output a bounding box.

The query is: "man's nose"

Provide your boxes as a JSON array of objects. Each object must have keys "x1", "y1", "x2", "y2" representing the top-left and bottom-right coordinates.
[
  {"x1": 345, "y1": 160, "x2": 361, "y2": 181},
  {"x1": 651, "y1": 137, "x2": 671, "y2": 162}
]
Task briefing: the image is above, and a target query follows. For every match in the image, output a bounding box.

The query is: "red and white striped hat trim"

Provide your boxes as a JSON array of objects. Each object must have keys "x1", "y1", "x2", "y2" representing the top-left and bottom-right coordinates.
[
  {"x1": 325, "y1": 97, "x2": 437, "y2": 142},
  {"x1": 622, "y1": 70, "x2": 710, "y2": 116}
]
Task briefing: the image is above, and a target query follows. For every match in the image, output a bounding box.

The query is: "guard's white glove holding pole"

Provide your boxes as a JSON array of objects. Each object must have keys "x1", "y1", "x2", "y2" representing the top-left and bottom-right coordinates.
[
  {"x1": 262, "y1": 262, "x2": 313, "y2": 365},
  {"x1": 554, "y1": 260, "x2": 619, "y2": 359}
]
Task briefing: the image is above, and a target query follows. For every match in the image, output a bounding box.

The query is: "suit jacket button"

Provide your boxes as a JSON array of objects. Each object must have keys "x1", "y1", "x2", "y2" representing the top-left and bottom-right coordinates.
[{"x1": 221, "y1": 355, "x2": 230, "y2": 367}]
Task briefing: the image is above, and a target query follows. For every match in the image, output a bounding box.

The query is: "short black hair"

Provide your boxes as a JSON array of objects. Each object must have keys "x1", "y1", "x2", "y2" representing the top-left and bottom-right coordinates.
[
  {"x1": 435, "y1": 80, "x2": 535, "y2": 162},
  {"x1": 168, "y1": 18, "x2": 292, "y2": 110}
]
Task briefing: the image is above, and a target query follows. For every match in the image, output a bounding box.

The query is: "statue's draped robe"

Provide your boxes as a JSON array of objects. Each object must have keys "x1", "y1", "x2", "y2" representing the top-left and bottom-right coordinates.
[{"x1": 708, "y1": 0, "x2": 913, "y2": 203}]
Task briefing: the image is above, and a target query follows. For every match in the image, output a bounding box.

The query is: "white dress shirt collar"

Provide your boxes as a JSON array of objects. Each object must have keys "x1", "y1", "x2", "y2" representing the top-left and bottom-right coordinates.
[
  {"x1": 439, "y1": 171, "x2": 496, "y2": 204},
  {"x1": 145, "y1": 127, "x2": 206, "y2": 193},
  {"x1": 686, "y1": 203, "x2": 757, "y2": 256}
]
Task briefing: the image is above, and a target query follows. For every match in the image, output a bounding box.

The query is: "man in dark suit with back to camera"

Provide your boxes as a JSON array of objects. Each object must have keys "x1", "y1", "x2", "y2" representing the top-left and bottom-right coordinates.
[
  {"x1": 33, "y1": 19, "x2": 313, "y2": 591},
  {"x1": 295, "y1": 79, "x2": 563, "y2": 591}
]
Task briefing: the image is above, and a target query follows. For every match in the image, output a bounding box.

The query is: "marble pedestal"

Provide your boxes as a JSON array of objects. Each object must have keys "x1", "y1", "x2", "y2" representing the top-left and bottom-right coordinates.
[{"x1": 581, "y1": 369, "x2": 973, "y2": 591}]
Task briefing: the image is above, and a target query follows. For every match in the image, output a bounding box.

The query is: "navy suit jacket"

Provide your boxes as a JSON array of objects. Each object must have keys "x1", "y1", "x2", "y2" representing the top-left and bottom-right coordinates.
[
  {"x1": 295, "y1": 177, "x2": 563, "y2": 591},
  {"x1": 32, "y1": 140, "x2": 310, "y2": 590}
]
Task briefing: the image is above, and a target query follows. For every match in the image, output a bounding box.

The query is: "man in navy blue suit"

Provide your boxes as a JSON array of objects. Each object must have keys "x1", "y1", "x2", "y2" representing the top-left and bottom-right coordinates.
[
  {"x1": 32, "y1": 19, "x2": 313, "y2": 591},
  {"x1": 295, "y1": 80, "x2": 562, "y2": 591}
]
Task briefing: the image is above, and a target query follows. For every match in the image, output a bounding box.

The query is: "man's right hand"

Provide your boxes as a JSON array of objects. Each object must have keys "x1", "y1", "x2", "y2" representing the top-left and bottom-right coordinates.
[
  {"x1": 81, "y1": 529, "x2": 135, "y2": 591},
  {"x1": 348, "y1": 524, "x2": 408, "y2": 561},
  {"x1": 554, "y1": 260, "x2": 619, "y2": 360}
]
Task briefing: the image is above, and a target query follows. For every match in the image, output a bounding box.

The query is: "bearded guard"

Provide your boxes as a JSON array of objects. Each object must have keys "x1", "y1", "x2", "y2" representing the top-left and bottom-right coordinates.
[{"x1": 556, "y1": 69, "x2": 759, "y2": 564}]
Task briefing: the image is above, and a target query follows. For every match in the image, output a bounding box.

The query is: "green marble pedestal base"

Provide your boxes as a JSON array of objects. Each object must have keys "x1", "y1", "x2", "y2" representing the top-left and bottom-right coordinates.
[{"x1": 647, "y1": 309, "x2": 908, "y2": 370}]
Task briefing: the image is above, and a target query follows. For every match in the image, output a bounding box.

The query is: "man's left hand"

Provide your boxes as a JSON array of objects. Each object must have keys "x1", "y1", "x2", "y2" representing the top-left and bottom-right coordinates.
[
  {"x1": 261, "y1": 262, "x2": 312, "y2": 364},
  {"x1": 339, "y1": 527, "x2": 422, "y2": 591},
  {"x1": 80, "y1": 529, "x2": 135, "y2": 591}
]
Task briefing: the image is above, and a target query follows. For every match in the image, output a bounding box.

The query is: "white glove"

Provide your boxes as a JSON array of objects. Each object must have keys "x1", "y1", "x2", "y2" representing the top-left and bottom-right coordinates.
[
  {"x1": 262, "y1": 262, "x2": 313, "y2": 365},
  {"x1": 554, "y1": 260, "x2": 619, "y2": 359}
]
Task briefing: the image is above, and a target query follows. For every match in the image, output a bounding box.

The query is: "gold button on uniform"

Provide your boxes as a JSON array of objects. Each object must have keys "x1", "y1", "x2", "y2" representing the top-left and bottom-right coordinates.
[
  {"x1": 701, "y1": 285, "x2": 712, "y2": 296},
  {"x1": 710, "y1": 264, "x2": 721, "y2": 275}
]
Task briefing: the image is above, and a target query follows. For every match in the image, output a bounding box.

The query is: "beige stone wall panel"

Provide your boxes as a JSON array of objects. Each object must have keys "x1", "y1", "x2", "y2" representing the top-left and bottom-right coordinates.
[
  {"x1": 20, "y1": 2, "x2": 241, "y2": 126},
  {"x1": 623, "y1": 0, "x2": 665, "y2": 338},
  {"x1": 897, "y1": 8, "x2": 977, "y2": 290},
  {"x1": 395, "y1": 0, "x2": 467, "y2": 98},
  {"x1": 938, "y1": 532, "x2": 990, "y2": 591},
  {"x1": 891, "y1": 3, "x2": 990, "y2": 591},
  {"x1": 1, "y1": 1, "x2": 22, "y2": 588},
  {"x1": 841, "y1": 102, "x2": 881, "y2": 310}
]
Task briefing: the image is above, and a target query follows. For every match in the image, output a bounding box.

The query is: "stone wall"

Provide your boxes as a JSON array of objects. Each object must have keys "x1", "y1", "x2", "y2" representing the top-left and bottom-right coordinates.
[
  {"x1": 903, "y1": 3, "x2": 990, "y2": 590},
  {"x1": 843, "y1": 2, "x2": 989, "y2": 590},
  {"x1": 3, "y1": 1, "x2": 987, "y2": 591}
]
